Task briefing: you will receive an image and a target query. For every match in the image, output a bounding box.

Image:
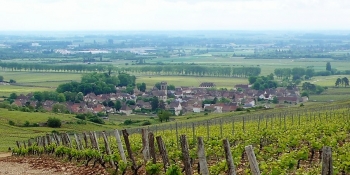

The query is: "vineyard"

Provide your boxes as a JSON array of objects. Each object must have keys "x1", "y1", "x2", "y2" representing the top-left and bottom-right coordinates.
[{"x1": 12, "y1": 101, "x2": 350, "y2": 175}]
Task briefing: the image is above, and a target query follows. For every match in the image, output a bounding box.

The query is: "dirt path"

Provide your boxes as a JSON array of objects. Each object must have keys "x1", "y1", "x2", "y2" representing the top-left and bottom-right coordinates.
[
  {"x1": 0, "y1": 153, "x2": 11, "y2": 158},
  {"x1": 0, "y1": 153, "x2": 108, "y2": 175}
]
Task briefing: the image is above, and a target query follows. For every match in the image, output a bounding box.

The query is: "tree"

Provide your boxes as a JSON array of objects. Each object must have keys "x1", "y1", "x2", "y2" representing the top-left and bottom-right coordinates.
[
  {"x1": 140, "y1": 83, "x2": 146, "y2": 92},
  {"x1": 107, "y1": 65, "x2": 114, "y2": 76},
  {"x1": 326, "y1": 62, "x2": 332, "y2": 71},
  {"x1": 335, "y1": 78, "x2": 342, "y2": 87},
  {"x1": 33, "y1": 91, "x2": 44, "y2": 102},
  {"x1": 52, "y1": 103, "x2": 67, "y2": 113},
  {"x1": 107, "y1": 100, "x2": 115, "y2": 107},
  {"x1": 114, "y1": 100, "x2": 122, "y2": 111},
  {"x1": 57, "y1": 93, "x2": 66, "y2": 103},
  {"x1": 154, "y1": 82, "x2": 161, "y2": 90},
  {"x1": 342, "y1": 77, "x2": 349, "y2": 87},
  {"x1": 272, "y1": 96, "x2": 279, "y2": 104},
  {"x1": 305, "y1": 69, "x2": 315, "y2": 79},
  {"x1": 126, "y1": 100, "x2": 135, "y2": 105},
  {"x1": 158, "y1": 100, "x2": 166, "y2": 109},
  {"x1": 248, "y1": 76, "x2": 258, "y2": 84},
  {"x1": 157, "y1": 110, "x2": 171, "y2": 123},
  {"x1": 0, "y1": 75, "x2": 3, "y2": 82},
  {"x1": 301, "y1": 91, "x2": 309, "y2": 98},
  {"x1": 151, "y1": 96, "x2": 159, "y2": 111},
  {"x1": 167, "y1": 84, "x2": 175, "y2": 90},
  {"x1": 118, "y1": 73, "x2": 136, "y2": 87},
  {"x1": 9, "y1": 93, "x2": 17, "y2": 100},
  {"x1": 75, "y1": 92, "x2": 84, "y2": 102},
  {"x1": 137, "y1": 83, "x2": 147, "y2": 92},
  {"x1": 315, "y1": 85, "x2": 325, "y2": 94},
  {"x1": 47, "y1": 117, "x2": 62, "y2": 128},
  {"x1": 125, "y1": 85, "x2": 134, "y2": 95},
  {"x1": 9, "y1": 79, "x2": 16, "y2": 83}
]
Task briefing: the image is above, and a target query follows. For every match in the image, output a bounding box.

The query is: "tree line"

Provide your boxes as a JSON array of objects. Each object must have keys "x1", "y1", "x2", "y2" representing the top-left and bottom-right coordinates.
[
  {"x1": 56, "y1": 72, "x2": 136, "y2": 95},
  {"x1": 112, "y1": 65, "x2": 260, "y2": 77},
  {"x1": 0, "y1": 62, "x2": 261, "y2": 77},
  {"x1": 335, "y1": 77, "x2": 349, "y2": 87}
]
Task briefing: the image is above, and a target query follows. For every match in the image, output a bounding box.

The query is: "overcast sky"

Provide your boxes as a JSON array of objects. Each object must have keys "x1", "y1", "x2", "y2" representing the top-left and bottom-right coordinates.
[{"x1": 1, "y1": 0, "x2": 349, "y2": 31}]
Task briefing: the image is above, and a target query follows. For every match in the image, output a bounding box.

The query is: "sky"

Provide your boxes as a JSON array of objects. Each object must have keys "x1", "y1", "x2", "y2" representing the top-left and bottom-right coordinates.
[{"x1": 0, "y1": 0, "x2": 350, "y2": 31}]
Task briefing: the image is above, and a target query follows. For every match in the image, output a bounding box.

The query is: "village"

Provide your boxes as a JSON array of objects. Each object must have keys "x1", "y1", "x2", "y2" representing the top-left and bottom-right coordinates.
[{"x1": 11, "y1": 81, "x2": 308, "y2": 117}]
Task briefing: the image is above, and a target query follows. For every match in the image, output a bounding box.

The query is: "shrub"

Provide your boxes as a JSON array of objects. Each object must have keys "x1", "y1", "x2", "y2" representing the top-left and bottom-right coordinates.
[
  {"x1": 47, "y1": 117, "x2": 62, "y2": 128},
  {"x1": 77, "y1": 120, "x2": 87, "y2": 125},
  {"x1": 8, "y1": 120, "x2": 15, "y2": 126},
  {"x1": 75, "y1": 114, "x2": 87, "y2": 120},
  {"x1": 124, "y1": 119, "x2": 133, "y2": 125},
  {"x1": 89, "y1": 117, "x2": 105, "y2": 124},
  {"x1": 235, "y1": 107, "x2": 245, "y2": 111},
  {"x1": 23, "y1": 121, "x2": 30, "y2": 127},
  {"x1": 141, "y1": 120, "x2": 151, "y2": 126}
]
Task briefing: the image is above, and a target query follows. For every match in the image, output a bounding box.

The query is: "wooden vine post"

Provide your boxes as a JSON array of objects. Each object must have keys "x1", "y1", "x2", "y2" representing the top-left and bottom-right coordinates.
[
  {"x1": 122, "y1": 129, "x2": 140, "y2": 175},
  {"x1": 321, "y1": 146, "x2": 333, "y2": 175},
  {"x1": 42, "y1": 136, "x2": 46, "y2": 149},
  {"x1": 53, "y1": 133, "x2": 60, "y2": 146},
  {"x1": 77, "y1": 133, "x2": 84, "y2": 150},
  {"x1": 102, "y1": 131, "x2": 114, "y2": 167},
  {"x1": 197, "y1": 137, "x2": 209, "y2": 175},
  {"x1": 156, "y1": 136, "x2": 170, "y2": 172},
  {"x1": 220, "y1": 119, "x2": 223, "y2": 138},
  {"x1": 207, "y1": 120, "x2": 210, "y2": 140},
  {"x1": 93, "y1": 131, "x2": 101, "y2": 153},
  {"x1": 60, "y1": 133, "x2": 66, "y2": 146},
  {"x1": 114, "y1": 129, "x2": 127, "y2": 163},
  {"x1": 223, "y1": 139, "x2": 236, "y2": 175},
  {"x1": 65, "y1": 133, "x2": 72, "y2": 148},
  {"x1": 245, "y1": 145, "x2": 260, "y2": 175},
  {"x1": 74, "y1": 133, "x2": 82, "y2": 150},
  {"x1": 141, "y1": 128, "x2": 150, "y2": 163},
  {"x1": 232, "y1": 117, "x2": 235, "y2": 135},
  {"x1": 192, "y1": 123, "x2": 196, "y2": 143},
  {"x1": 175, "y1": 122, "x2": 179, "y2": 148},
  {"x1": 89, "y1": 131, "x2": 96, "y2": 149},
  {"x1": 148, "y1": 132, "x2": 157, "y2": 164},
  {"x1": 82, "y1": 132, "x2": 89, "y2": 148},
  {"x1": 180, "y1": 135, "x2": 193, "y2": 175},
  {"x1": 46, "y1": 134, "x2": 51, "y2": 145},
  {"x1": 28, "y1": 139, "x2": 32, "y2": 147}
]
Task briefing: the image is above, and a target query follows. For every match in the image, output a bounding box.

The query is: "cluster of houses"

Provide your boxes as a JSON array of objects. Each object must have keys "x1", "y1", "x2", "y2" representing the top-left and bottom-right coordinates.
[{"x1": 11, "y1": 81, "x2": 308, "y2": 116}]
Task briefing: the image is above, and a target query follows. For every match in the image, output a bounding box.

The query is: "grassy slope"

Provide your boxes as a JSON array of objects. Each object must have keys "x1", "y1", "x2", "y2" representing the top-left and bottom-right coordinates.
[{"x1": 0, "y1": 109, "x2": 116, "y2": 152}]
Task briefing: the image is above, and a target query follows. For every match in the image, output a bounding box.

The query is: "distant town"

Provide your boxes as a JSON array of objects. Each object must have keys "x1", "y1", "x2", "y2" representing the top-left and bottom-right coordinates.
[{"x1": 11, "y1": 81, "x2": 307, "y2": 117}]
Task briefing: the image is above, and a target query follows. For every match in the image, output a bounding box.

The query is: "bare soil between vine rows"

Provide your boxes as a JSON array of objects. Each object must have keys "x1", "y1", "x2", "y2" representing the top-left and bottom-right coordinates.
[{"x1": 0, "y1": 153, "x2": 108, "y2": 175}]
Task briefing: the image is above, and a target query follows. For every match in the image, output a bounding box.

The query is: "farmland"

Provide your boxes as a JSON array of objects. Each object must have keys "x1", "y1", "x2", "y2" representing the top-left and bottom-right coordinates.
[{"x1": 11, "y1": 101, "x2": 350, "y2": 174}]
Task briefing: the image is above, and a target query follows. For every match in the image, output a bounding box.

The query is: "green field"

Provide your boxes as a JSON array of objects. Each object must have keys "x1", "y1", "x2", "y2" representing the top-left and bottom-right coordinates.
[
  {"x1": 0, "y1": 71, "x2": 82, "y2": 83},
  {"x1": 142, "y1": 57, "x2": 350, "y2": 75},
  {"x1": 304, "y1": 75, "x2": 350, "y2": 87},
  {"x1": 0, "y1": 71, "x2": 82, "y2": 97},
  {"x1": 0, "y1": 85, "x2": 53, "y2": 97}
]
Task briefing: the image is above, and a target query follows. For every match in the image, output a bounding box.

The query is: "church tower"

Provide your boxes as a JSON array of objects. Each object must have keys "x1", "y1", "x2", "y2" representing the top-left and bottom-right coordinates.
[{"x1": 160, "y1": 81, "x2": 168, "y2": 96}]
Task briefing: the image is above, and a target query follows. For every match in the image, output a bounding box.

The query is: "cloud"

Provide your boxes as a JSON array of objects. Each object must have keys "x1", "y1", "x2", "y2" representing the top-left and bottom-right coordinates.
[{"x1": 0, "y1": 0, "x2": 349, "y2": 30}]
